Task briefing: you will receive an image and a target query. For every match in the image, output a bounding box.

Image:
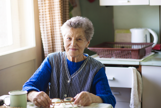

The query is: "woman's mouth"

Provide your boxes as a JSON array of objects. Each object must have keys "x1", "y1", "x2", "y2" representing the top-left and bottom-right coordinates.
[{"x1": 69, "y1": 48, "x2": 77, "y2": 51}]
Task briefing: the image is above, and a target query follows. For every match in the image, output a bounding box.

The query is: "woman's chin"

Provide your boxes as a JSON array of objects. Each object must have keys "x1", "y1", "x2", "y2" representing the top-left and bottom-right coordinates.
[
  {"x1": 68, "y1": 53, "x2": 81, "y2": 59},
  {"x1": 68, "y1": 54, "x2": 78, "y2": 58},
  {"x1": 68, "y1": 51, "x2": 78, "y2": 56}
]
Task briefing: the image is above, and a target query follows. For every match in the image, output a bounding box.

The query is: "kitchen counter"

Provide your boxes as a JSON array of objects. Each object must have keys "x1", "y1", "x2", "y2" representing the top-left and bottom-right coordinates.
[
  {"x1": 92, "y1": 53, "x2": 161, "y2": 66},
  {"x1": 95, "y1": 59, "x2": 140, "y2": 65},
  {"x1": 140, "y1": 53, "x2": 161, "y2": 66},
  {"x1": 91, "y1": 53, "x2": 155, "y2": 66}
]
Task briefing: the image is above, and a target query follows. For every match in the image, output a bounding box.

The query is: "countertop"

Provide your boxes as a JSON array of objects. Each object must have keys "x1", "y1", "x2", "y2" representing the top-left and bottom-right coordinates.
[
  {"x1": 140, "y1": 53, "x2": 161, "y2": 66},
  {"x1": 91, "y1": 52, "x2": 161, "y2": 66}
]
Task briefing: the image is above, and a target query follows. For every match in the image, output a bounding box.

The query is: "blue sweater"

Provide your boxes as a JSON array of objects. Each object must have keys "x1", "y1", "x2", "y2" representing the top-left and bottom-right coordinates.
[{"x1": 23, "y1": 56, "x2": 116, "y2": 107}]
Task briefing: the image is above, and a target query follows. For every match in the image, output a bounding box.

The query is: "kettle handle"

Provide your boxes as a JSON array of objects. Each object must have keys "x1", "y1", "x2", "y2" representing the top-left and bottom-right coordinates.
[{"x1": 147, "y1": 29, "x2": 158, "y2": 47}]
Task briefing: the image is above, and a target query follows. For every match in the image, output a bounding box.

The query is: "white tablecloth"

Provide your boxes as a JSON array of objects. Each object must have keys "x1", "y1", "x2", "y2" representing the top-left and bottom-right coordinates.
[{"x1": 27, "y1": 102, "x2": 113, "y2": 108}]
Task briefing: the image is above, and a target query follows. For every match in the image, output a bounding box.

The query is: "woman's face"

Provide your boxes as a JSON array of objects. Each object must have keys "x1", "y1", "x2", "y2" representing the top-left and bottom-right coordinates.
[{"x1": 63, "y1": 28, "x2": 90, "y2": 62}]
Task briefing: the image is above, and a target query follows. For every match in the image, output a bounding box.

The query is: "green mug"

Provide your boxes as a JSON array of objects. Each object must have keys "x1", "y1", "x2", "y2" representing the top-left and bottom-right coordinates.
[{"x1": 5, "y1": 90, "x2": 27, "y2": 108}]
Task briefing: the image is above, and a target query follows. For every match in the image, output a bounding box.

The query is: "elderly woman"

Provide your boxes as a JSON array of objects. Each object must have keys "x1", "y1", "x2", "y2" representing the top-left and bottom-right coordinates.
[{"x1": 23, "y1": 16, "x2": 116, "y2": 108}]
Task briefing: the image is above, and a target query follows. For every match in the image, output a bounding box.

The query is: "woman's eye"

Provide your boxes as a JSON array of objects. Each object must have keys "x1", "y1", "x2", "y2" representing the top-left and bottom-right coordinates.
[
  {"x1": 78, "y1": 38, "x2": 82, "y2": 41},
  {"x1": 67, "y1": 37, "x2": 71, "y2": 40}
]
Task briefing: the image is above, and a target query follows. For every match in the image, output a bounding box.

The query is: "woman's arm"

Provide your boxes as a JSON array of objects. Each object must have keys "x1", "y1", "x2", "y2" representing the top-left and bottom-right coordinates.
[
  {"x1": 22, "y1": 57, "x2": 52, "y2": 107},
  {"x1": 91, "y1": 67, "x2": 116, "y2": 107}
]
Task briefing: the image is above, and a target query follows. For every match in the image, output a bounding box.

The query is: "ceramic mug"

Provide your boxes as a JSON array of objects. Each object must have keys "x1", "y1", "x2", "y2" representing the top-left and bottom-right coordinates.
[{"x1": 4, "y1": 90, "x2": 27, "y2": 108}]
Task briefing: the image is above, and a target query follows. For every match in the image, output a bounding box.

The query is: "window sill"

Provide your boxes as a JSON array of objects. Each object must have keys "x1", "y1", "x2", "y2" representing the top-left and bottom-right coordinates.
[
  {"x1": 0, "y1": 46, "x2": 36, "y2": 70},
  {"x1": 0, "y1": 45, "x2": 35, "y2": 56}
]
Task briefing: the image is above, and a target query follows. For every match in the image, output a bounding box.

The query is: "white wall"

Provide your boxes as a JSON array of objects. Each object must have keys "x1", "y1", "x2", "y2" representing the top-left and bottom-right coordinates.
[
  {"x1": 114, "y1": 6, "x2": 160, "y2": 43},
  {"x1": 0, "y1": 60, "x2": 35, "y2": 95}
]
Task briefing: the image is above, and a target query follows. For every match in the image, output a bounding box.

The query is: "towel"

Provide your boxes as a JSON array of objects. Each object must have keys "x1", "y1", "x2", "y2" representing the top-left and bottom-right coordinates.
[{"x1": 129, "y1": 67, "x2": 142, "y2": 108}]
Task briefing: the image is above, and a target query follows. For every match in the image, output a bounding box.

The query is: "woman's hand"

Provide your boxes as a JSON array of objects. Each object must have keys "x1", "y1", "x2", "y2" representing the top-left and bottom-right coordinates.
[
  {"x1": 27, "y1": 91, "x2": 52, "y2": 108},
  {"x1": 74, "y1": 91, "x2": 103, "y2": 106}
]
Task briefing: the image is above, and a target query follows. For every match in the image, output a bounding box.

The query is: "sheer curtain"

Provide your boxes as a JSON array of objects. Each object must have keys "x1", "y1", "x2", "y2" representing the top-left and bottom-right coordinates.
[{"x1": 38, "y1": 0, "x2": 69, "y2": 57}]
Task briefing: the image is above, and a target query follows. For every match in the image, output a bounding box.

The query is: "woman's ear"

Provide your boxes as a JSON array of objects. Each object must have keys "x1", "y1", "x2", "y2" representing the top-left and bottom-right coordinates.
[{"x1": 86, "y1": 41, "x2": 90, "y2": 48}]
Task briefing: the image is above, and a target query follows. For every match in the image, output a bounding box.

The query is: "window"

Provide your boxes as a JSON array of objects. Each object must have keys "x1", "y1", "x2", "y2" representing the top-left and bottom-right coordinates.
[
  {"x1": 0, "y1": 0, "x2": 35, "y2": 55},
  {"x1": 0, "y1": 0, "x2": 12, "y2": 48}
]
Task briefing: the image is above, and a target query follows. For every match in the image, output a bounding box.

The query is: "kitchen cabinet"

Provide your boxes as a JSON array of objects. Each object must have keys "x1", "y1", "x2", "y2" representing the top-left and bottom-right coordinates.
[
  {"x1": 100, "y1": 0, "x2": 148, "y2": 6},
  {"x1": 105, "y1": 67, "x2": 133, "y2": 88},
  {"x1": 150, "y1": 0, "x2": 161, "y2": 5},
  {"x1": 142, "y1": 66, "x2": 161, "y2": 108},
  {"x1": 141, "y1": 53, "x2": 161, "y2": 108},
  {"x1": 93, "y1": 53, "x2": 161, "y2": 108},
  {"x1": 105, "y1": 67, "x2": 133, "y2": 108},
  {"x1": 100, "y1": 0, "x2": 161, "y2": 6}
]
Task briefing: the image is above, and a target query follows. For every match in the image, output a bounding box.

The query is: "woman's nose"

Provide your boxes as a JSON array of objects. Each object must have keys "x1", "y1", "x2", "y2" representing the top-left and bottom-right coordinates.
[{"x1": 71, "y1": 39, "x2": 76, "y2": 46}]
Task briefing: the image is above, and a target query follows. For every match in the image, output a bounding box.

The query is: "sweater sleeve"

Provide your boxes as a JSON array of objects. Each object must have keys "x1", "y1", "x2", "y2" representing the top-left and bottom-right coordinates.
[
  {"x1": 22, "y1": 56, "x2": 52, "y2": 93},
  {"x1": 91, "y1": 67, "x2": 116, "y2": 108}
]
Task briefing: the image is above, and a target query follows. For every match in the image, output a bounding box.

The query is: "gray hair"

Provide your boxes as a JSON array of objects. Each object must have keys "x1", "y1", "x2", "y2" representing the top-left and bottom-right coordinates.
[{"x1": 61, "y1": 16, "x2": 94, "y2": 41}]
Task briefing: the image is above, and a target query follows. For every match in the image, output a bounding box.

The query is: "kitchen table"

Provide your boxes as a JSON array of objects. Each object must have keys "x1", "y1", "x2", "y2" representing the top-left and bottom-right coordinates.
[
  {"x1": 0, "y1": 95, "x2": 113, "y2": 108},
  {"x1": 0, "y1": 102, "x2": 113, "y2": 108},
  {"x1": 27, "y1": 102, "x2": 113, "y2": 108}
]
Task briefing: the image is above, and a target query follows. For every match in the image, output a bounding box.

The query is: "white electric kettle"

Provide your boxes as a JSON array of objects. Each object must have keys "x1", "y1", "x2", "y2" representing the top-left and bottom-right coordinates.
[{"x1": 130, "y1": 28, "x2": 158, "y2": 47}]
